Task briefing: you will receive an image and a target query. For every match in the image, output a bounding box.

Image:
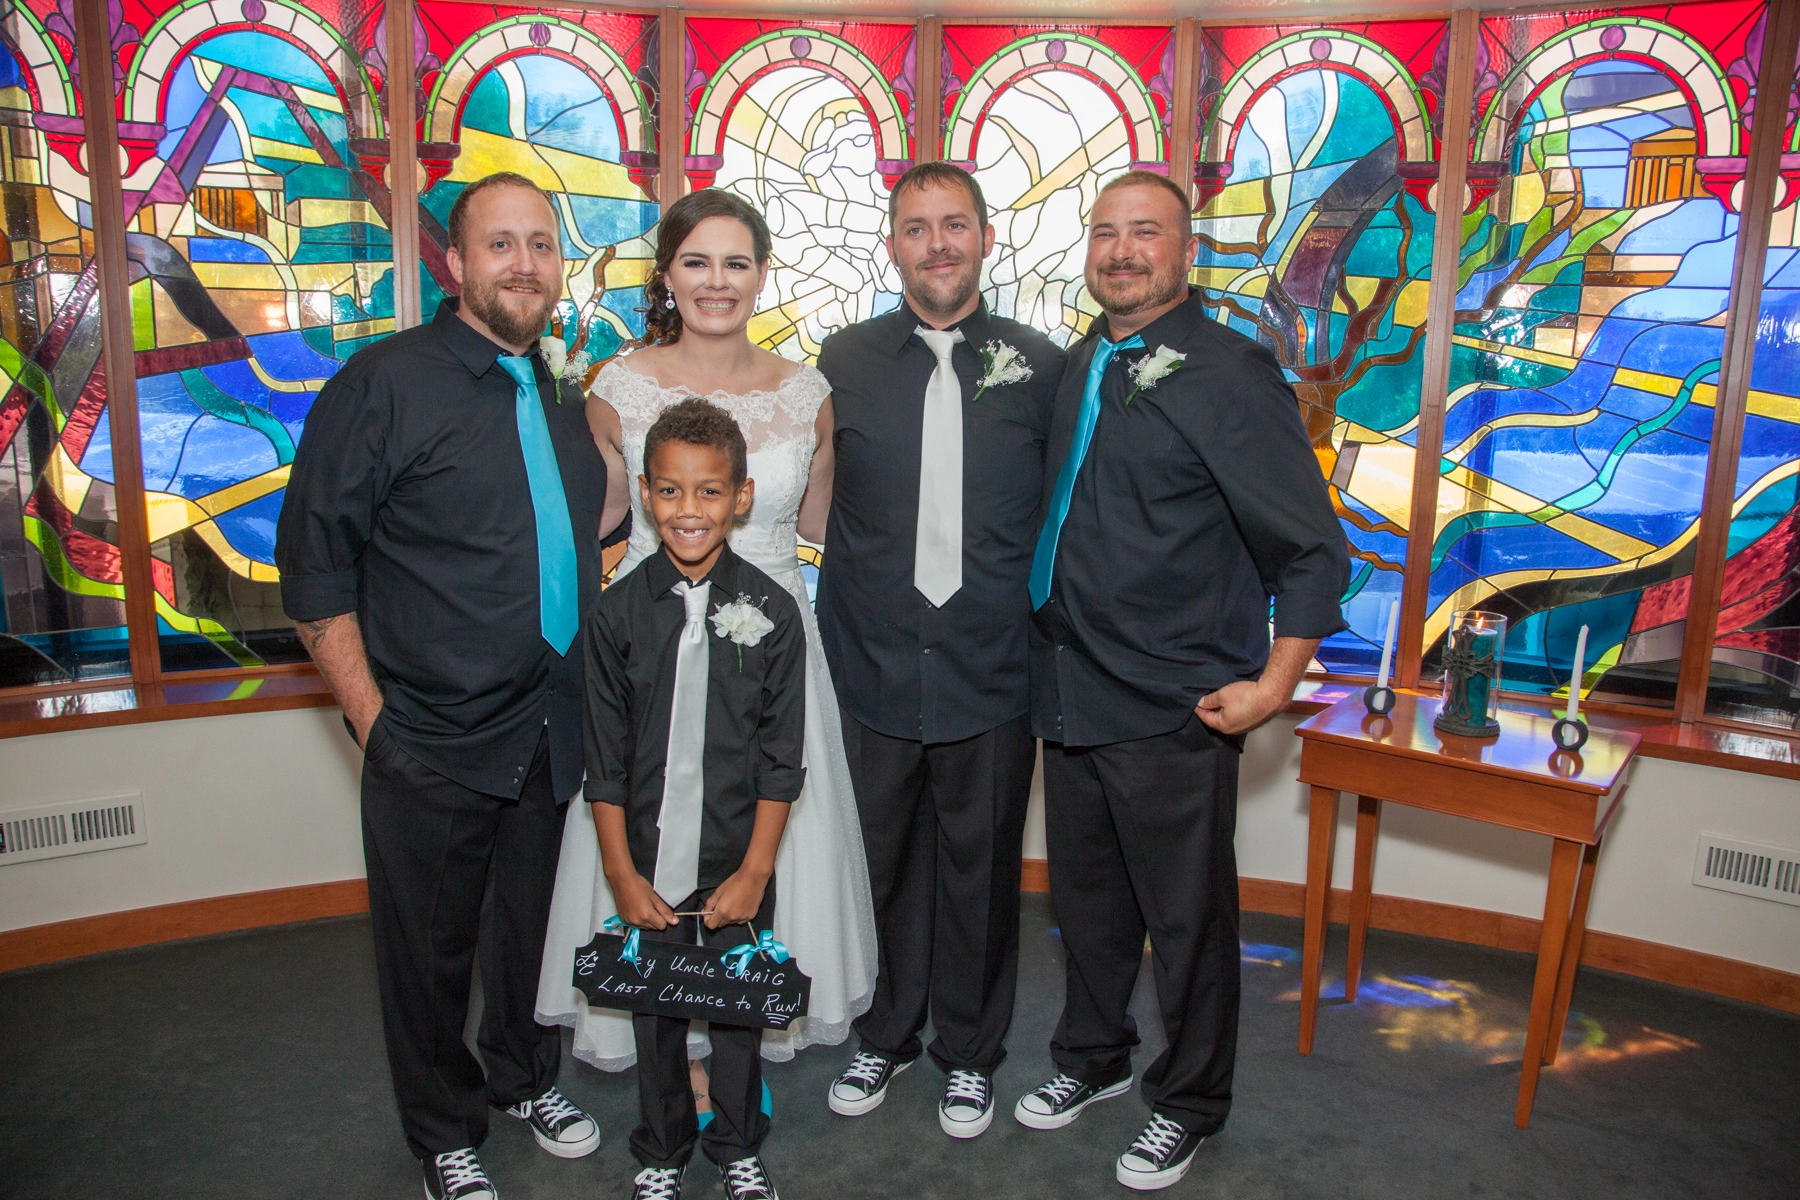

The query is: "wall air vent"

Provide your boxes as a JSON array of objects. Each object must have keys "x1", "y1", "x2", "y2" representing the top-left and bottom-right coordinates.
[
  {"x1": 0, "y1": 795, "x2": 147, "y2": 866},
  {"x1": 1692, "y1": 834, "x2": 1800, "y2": 908}
]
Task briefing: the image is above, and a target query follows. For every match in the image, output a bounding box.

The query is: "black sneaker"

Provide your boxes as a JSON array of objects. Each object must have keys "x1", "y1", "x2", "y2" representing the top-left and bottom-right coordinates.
[
  {"x1": 719, "y1": 1154, "x2": 779, "y2": 1200},
  {"x1": 423, "y1": 1148, "x2": 496, "y2": 1200},
  {"x1": 1115, "y1": 1113, "x2": 1206, "y2": 1191},
  {"x1": 631, "y1": 1165, "x2": 683, "y2": 1200},
  {"x1": 1013, "y1": 1072, "x2": 1133, "y2": 1130},
  {"x1": 502, "y1": 1086, "x2": 599, "y2": 1158},
  {"x1": 938, "y1": 1069, "x2": 994, "y2": 1138},
  {"x1": 827, "y1": 1050, "x2": 912, "y2": 1116}
]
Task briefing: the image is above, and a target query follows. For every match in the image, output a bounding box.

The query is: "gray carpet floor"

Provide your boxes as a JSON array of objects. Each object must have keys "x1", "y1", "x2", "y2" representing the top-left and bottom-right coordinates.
[{"x1": 2, "y1": 893, "x2": 1795, "y2": 1199}]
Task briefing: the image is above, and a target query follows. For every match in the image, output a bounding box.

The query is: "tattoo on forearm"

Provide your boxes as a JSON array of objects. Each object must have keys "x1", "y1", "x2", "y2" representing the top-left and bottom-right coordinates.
[{"x1": 295, "y1": 613, "x2": 355, "y2": 650}]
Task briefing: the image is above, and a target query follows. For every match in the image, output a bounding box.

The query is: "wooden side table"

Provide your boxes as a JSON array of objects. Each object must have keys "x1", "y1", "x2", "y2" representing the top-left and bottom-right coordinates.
[{"x1": 1293, "y1": 692, "x2": 1637, "y2": 1127}]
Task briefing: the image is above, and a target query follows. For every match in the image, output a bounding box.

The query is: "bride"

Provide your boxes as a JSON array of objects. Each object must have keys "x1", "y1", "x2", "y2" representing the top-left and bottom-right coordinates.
[{"x1": 536, "y1": 188, "x2": 878, "y2": 1075}]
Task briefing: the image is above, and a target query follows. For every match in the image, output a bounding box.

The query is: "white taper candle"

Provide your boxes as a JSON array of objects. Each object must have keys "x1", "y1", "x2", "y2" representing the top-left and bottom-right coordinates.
[
  {"x1": 1376, "y1": 599, "x2": 1399, "y2": 691},
  {"x1": 1568, "y1": 624, "x2": 1589, "y2": 722}
]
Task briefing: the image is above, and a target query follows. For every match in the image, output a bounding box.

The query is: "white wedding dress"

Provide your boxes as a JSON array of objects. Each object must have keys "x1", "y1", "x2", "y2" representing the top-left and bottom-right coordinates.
[{"x1": 535, "y1": 357, "x2": 878, "y2": 1069}]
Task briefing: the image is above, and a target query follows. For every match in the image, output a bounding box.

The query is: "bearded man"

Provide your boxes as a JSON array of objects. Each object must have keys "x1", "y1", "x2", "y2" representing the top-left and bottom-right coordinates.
[
  {"x1": 1012, "y1": 171, "x2": 1348, "y2": 1190},
  {"x1": 276, "y1": 173, "x2": 626, "y2": 1200}
]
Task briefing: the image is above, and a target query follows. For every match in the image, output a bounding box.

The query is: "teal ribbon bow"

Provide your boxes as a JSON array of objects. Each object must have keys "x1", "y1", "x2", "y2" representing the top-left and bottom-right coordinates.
[
  {"x1": 721, "y1": 930, "x2": 791, "y2": 979},
  {"x1": 601, "y1": 915, "x2": 648, "y2": 977}
]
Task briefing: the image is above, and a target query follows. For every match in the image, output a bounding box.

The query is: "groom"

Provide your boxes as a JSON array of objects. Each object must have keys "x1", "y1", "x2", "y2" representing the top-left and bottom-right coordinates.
[{"x1": 815, "y1": 162, "x2": 1064, "y2": 1138}]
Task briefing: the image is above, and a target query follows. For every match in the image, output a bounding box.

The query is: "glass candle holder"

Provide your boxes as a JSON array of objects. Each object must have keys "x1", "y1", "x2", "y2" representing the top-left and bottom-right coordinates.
[{"x1": 1434, "y1": 609, "x2": 1506, "y2": 738}]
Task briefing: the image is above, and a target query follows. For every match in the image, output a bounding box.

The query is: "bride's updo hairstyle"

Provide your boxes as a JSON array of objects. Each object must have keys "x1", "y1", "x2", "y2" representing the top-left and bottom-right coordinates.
[{"x1": 642, "y1": 189, "x2": 773, "y2": 346}]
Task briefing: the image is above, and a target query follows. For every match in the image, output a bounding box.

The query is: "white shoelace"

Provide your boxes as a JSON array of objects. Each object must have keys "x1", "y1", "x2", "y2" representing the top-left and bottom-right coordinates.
[
  {"x1": 526, "y1": 1087, "x2": 584, "y2": 1130},
  {"x1": 634, "y1": 1167, "x2": 682, "y2": 1200},
  {"x1": 1127, "y1": 1114, "x2": 1189, "y2": 1162},
  {"x1": 838, "y1": 1051, "x2": 889, "y2": 1089},
  {"x1": 1032, "y1": 1074, "x2": 1084, "y2": 1106},
  {"x1": 943, "y1": 1069, "x2": 989, "y2": 1109},
  {"x1": 723, "y1": 1157, "x2": 774, "y2": 1199},
  {"x1": 435, "y1": 1148, "x2": 490, "y2": 1192}
]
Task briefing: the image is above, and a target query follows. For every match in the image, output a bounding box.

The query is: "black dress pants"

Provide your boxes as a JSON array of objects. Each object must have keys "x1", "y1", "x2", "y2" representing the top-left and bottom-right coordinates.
[
  {"x1": 361, "y1": 720, "x2": 566, "y2": 1158},
  {"x1": 1042, "y1": 715, "x2": 1241, "y2": 1136},
  {"x1": 842, "y1": 711, "x2": 1035, "y2": 1072},
  {"x1": 630, "y1": 883, "x2": 777, "y2": 1169}
]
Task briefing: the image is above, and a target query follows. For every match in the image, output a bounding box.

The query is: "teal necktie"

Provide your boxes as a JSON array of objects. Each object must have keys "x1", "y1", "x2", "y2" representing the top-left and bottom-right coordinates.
[
  {"x1": 497, "y1": 355, "x2": 579, "y2": 655},
  {"x1": 1028, "y1": 333, "x2": 1143, "y2": 610}
]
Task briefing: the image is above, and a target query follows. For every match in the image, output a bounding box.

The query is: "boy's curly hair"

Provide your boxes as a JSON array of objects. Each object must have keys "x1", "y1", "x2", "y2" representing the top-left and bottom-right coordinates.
[{"x1": 643, "y1": 397, "x2": 748, "y2": 485}]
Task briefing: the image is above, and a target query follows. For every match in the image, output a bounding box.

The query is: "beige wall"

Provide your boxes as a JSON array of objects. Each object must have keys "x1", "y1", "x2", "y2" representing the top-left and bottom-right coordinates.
[
  {"x1": 0, "y1": 708, "x2": 364, "y2": 931},
  {"x1": 5, "y1": 708, "x2": 1798, "y2": 977}
]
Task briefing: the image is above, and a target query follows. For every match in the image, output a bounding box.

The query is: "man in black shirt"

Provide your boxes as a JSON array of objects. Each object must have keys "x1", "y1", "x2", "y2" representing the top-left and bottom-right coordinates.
[
  {"x1": 586, "y1": 399, "x2": 806, "y2": 1200},
  {"x1": 1013, "y1": 172, "x2": 1348, "y2": 1190},
  {"x1": 275, "y1": 173, "x2": 623, "y2": 1200},
  {"x1": 815, "y1": 163, "x2": 1064, "y2": 1138}
]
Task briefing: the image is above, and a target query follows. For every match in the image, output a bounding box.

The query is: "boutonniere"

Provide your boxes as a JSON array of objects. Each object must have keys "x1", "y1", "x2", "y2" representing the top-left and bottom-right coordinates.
[
  {"x1": 1123, "y1": 345, "x2": 1186, "y2": 406},
  {"x1": 971, "y1": 340, "x2": 1033, "y2": 402},
  {"x1": 539, "y1": 336, "x2": 592, "y2": 394},
  {"x1": 710, "y1": 593, "x2": 775, "y2": 670}
]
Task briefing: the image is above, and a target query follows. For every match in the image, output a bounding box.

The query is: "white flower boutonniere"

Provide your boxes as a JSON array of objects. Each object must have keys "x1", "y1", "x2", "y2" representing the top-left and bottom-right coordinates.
[
  {"x1": 971, "y1": 340, "x2": 1033, "y2": 402},
  {"x1": 711, "y1": 593, "x2": 775, "y2": 669},
  {"x1": 539, "y1": 336, "x2": 593, "y2": 391},
  {"x1": 539, "y1": 336, "x2": 567, "y2": 377},
  {"x1": 1123, "y1": 345, "x2": 1186, "y2": 407}
]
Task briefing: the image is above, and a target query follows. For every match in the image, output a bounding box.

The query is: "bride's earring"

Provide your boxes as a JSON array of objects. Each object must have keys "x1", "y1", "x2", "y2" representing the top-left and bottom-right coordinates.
[{"x1": 664, "y1": 295, "x2": 676, "y2": 310}]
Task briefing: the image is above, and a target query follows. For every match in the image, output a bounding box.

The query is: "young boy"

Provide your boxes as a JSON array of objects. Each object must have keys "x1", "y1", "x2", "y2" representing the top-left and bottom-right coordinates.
[{"x1": 585, "y1": 397, "x2": 806, "y2": 1200}]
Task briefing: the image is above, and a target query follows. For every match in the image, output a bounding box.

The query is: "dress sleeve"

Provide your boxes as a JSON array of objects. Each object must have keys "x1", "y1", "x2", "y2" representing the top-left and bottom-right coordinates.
[
  {"x1": 274, "y1": 363, "x2": 392, "y2": 622},
  {"x1": 753, "y1": 593, "x2": 808, "y2": 804}
]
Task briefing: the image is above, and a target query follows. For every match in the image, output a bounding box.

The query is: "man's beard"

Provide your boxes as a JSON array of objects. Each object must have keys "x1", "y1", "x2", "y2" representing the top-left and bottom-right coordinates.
[
  {"x1": 1092, "y1": 262, "x2": 1186, "y2": 318},
  {"x1": 462, "y1": 272, "x2": 559, "y2": 348},
  {"x1": 903, "y1": 256, "x2": 981, "y2": 320}
]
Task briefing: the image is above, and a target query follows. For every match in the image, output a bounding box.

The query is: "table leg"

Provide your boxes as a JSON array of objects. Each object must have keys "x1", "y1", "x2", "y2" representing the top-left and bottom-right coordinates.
[
  {"x1": 1543, "y1": 838, "x2": 1601, "y2": 1067},
  {"x1": 1299, "y1": 785, "x2": 1339, "y2": 1056},
  {"x1": 1517, "y1": 837, "x2": 1583, "y2": 1128},
  {"x1": 1345, "y1": 795, "x2": 1382, "y2": 1003}
]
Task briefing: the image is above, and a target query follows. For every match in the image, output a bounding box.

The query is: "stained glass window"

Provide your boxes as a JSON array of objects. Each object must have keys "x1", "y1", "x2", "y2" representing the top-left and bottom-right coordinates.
[
  {"x1": 942, "y1": 23, "x2": 1175, "y2": 346},
  {"x1": 1192, "y1": 20, "x2": 1449, "y2": 675},
  {"x1": 1706, "y1": 14, "x2": 1800, "y2": 728},
  {"x1": 0, "y1": 0, "x2": 124, "y2": 687},
  {"x1": 685, "y1": 17, "x2": 914, "y2": 361},
  {"x1": 416, "y1": 2, "x2": 659, "y2": 370},
  {"x1": 115, "y1": 0, "x2": 389, "y2": 670},
  {"x1": 1436, "y1": 1, "x2": 1766, "y2": 708}
]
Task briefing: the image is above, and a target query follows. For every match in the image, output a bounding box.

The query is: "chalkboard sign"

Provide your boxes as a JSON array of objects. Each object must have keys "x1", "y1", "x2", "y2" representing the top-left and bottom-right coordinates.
[{"x1": 572, "y1": 931, "x2": 811, "y2": 1030}]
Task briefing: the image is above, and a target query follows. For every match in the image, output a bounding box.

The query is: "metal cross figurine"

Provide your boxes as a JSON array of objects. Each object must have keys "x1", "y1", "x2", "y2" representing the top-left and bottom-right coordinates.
[{"x1": 1434, "y1": 624, "x2": 1501, "y2": 738}]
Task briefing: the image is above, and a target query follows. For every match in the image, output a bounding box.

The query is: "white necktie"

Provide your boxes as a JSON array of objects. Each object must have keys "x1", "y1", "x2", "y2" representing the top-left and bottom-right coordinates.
[
  {"x1": 914, "y1": 326, "x2": 965, "y2": 607},
  {"x1": 654, "y1": 579, "x2": 711, "y2": 903}
]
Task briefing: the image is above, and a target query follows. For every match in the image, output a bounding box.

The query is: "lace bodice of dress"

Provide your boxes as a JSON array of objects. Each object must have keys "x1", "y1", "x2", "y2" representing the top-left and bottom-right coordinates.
[{"x1": 597, "y1": 358, "x2": 828, "y2": 577}]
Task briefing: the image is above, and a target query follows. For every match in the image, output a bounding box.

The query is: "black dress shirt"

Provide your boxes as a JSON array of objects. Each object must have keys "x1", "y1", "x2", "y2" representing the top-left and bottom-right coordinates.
[
  {"x1": 1031, "y1": 289, "x2": 1350, "y2": 748},
  {"x1": 275, "y1": 299, "x2": 611, "y2": 802},
  {"x1": 584, "y1": 544, "x2": 807, "y2": 890},
  {"x1": 815, "y1": 299, "x2": 1065, "y2": 744}
]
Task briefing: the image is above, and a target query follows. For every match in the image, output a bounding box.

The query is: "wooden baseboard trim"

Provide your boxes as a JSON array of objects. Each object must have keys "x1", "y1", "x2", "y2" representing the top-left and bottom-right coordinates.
[
  {"x1": 11, "y1": 868, "x2": 1796, "y2": 1015},
  {"x1": 0, "y1": 879, "x2": 370, "y2": 973},
  {"x1": 1026, "y1": 860, "x2": 1800, "y2": 1015}
]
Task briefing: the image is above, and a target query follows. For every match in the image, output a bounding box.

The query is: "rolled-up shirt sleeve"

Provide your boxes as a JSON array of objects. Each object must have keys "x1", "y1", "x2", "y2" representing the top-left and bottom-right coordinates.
[
  {"x1": 1193, "y1": 341, "x2": 1350, "y2": 641},
  {"x1": 583, "y1": 604, "x2": 632, "y2": 806},
  {"x1": 754, "y1": 596, "x2": 807, "y2": 803},
  {"x1": 274, "y1": 365, "x2": 392, "y2": 622}
]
